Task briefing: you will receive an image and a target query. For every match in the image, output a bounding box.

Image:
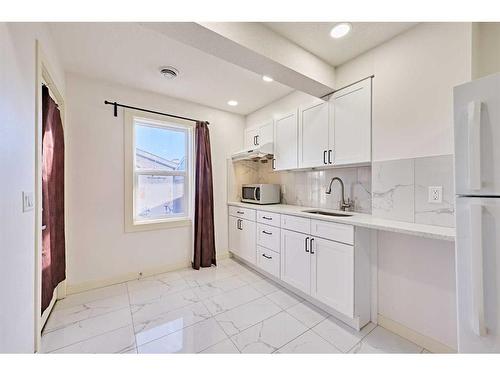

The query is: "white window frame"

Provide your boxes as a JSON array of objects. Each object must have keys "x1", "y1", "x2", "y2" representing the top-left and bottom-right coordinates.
[{"x1": 124, "y1": 110, "x2": 194, "y2": 232}]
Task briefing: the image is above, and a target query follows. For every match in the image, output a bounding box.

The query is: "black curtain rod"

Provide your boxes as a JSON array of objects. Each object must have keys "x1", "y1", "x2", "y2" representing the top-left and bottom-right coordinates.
[
  {"x1": 104, "y1": 100, "x2": 209, "y2": 125},
  {"x1": 320, "y1": 75, "x2": 375, "y2": 99}
]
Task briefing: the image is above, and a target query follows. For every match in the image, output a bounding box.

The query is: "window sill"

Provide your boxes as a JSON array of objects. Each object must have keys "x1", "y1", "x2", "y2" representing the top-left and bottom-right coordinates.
[{"x1": 125, "y1": 218, "x2": 192, "y2": 233}]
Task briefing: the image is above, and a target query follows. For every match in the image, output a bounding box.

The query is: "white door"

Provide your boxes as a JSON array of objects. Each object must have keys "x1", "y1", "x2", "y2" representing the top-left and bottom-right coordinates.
[
  {"x1": 228, "y1": 215, "x2": 242, "y2": 257},
  {"x1": 310, "y1": 237, "x2": 354, "y2": 317},
  {"x1": 244, "y1": 127, "x2": 260, "y2": 149},
  {"x1": 456, "y1": 197, "x2": 500, "y2": 352},
  {"x1": 258, "y1": 121, "x2": 274, "y2": 146},
  {"x1": 331, "y1": 78, "x2": 372, "y2": 166},
  {"x1": 280, "y1": 229, "x2": 311, "y2": 294},
  {"x1": 298, "y1": 100, "x2": 330, "y2": 168},
  {"x1": 239, "y1": 218, "x2": 256, "y2": 265},
  {"x1": 454, "y1": 73, "x2": 500, "y2": 196},
  {"x1": 274, "y1": 110, "x2": 298, "y2": 171}
]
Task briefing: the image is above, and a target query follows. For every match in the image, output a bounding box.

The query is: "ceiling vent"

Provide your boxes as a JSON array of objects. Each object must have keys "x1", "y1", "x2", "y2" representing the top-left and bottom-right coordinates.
[{"x1": 159, "y1": 66, "x2": 179, "y2": 79}]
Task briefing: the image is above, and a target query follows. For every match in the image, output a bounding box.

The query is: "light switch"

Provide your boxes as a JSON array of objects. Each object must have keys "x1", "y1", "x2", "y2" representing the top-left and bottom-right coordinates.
[
  {"x1": 428, "y1": 186, "x2": 443, "y2": 204},
  {"x1": 23, "y1": 191, "x2": 34, "y2": 212}
]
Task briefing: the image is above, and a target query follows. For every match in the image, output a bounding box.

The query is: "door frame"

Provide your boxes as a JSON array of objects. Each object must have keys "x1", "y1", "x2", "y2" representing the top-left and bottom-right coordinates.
[{"x1": 34, "y1": 40, "x2": 67, "y2": 352}]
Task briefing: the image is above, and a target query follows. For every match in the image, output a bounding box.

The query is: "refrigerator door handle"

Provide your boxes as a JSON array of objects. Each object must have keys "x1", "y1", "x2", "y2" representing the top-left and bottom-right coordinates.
[
  {"x1": 470, "y1": 203, "x2": 487, "y2": 336},
  {"x1": 468, "y1": 101, "x2": 482, "y2": 191}
]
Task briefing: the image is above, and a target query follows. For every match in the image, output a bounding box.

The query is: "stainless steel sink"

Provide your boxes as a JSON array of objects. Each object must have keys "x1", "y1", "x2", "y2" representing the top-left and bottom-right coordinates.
[{"x1": 302, "y1": 209, "x2": 353, "y2": 217}]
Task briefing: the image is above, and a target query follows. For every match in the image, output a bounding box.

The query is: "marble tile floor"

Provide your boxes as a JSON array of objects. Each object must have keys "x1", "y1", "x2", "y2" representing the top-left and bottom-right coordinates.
[{"x1": 41, "y1": 257, "x2": 426, "y2": 354}]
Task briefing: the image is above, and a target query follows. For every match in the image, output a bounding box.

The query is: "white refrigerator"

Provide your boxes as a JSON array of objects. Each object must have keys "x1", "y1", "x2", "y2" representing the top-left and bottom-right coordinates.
[{"x1": 454, "y1": 73, "x2": 500, "y2": 352}]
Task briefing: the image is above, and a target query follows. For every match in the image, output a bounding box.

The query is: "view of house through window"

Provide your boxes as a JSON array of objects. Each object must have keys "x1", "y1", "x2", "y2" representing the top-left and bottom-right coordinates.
[{"x1": 133, "y1": 118, "x2": 191, "y2": 223}]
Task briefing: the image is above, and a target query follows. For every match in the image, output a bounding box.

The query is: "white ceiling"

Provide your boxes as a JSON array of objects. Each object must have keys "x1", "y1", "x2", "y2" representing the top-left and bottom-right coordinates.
[
  {"x1": 264, "y1": 22, "x2": 418, "y2": 66},
  {"x1": 48, "y1": 23, "x2": 294, "y2": 115}
]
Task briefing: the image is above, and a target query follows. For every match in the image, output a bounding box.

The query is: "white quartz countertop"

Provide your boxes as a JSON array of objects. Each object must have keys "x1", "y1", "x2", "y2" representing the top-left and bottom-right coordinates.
[{"x1": 227, "y1": 201, "x2": 455, "y2": 241}]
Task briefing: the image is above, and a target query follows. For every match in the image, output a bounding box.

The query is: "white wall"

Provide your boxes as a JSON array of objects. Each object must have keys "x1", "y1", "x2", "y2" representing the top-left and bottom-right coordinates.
[
  {"x1": 0, "y1": 23, "x2": 65, "y2": 353},
  {"x1": 65, "y1": 73, "x2": 245, "y2": 289},
  {"x1": 472, "y1": 22, "x2": 500, "y2": 79},
  {"x1": 377, "y1": 232, "x2": 457, "y2": 349},
  {"x1": 335, "y1": 22, "x2": 472, "y2": 161}
]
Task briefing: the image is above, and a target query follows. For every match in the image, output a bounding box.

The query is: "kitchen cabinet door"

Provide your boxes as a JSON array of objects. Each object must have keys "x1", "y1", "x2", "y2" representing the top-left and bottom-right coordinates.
[
  {"x1": 310, "y1": 237, "x2": 354, "y2": 317},
  {"x1": 229, "y1": 215, "x2": 256, "y2": 265},
  {"x1": 298, "y1": 100, "x2": 330, "y2": 168},
  {"x1": 280, "y1": 229, "x2": 311, "y2": 294},
  {"x1": 228, "y1": 215, "x2": 242, "y2": 257},
  {"x1": 258, "y1": 121, "x2": 274, "y2": 146},
  {"x1": 331, "y1": 78, "x2": 372, "y2": 166},
  {"x1": 274, "y1": 110, "x2": 298, "y2": 171},
  {"x1": 244, "y1": 127, "x2": 260, "y2": 148}
]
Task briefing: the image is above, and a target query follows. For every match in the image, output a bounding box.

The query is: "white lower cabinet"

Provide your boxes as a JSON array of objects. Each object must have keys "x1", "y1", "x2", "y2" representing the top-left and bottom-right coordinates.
[
  {"x1": 280, "y1": 229, "x2": 311, "y2": 294},
  {"x1": 228, "y1": 215, "x2": 256, "y2": 265},
  {"x1": 228, "y1": 207, "x2": 370, "y2": 330},
  {"x1": 310, "y1": 237, "x2": 354, "y2": 318}
]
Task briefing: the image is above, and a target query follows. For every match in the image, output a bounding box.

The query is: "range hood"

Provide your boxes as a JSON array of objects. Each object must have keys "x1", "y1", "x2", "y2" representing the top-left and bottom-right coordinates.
[{"x1": 231, "y1": 142, "x2": 274, "y2": 161}]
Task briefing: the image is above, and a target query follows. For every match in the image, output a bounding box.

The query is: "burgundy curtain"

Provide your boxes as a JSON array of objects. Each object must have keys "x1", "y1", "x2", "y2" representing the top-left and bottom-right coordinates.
[
  {"x1": 192, "y1": 121, "x2": 216, "y2": 269},
  {"x1": 41, "y1": 85, "x2": 66, "y2": 313}
]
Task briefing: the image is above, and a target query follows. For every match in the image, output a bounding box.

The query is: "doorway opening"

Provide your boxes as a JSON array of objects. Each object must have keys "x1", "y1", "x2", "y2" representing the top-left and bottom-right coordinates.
[{"x1": 34, "y1": 41, "x2": 67, "y2": 352}]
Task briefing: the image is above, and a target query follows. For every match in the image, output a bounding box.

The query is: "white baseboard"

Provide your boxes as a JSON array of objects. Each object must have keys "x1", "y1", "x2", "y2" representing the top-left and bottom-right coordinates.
[
  {"x1": 66, "y1": 260, "x2": 191, "y2": 295},
  {"x1": 377, "y1": 314, "x2": 456, "y2": 353},
  {"x1": 65, "y1": 252, "x2": 231, "y2": 296}
]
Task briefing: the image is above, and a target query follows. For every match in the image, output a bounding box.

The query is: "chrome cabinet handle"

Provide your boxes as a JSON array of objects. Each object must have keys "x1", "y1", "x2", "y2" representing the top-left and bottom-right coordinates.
[
  {"x1": 262, "y1": 254, "x2": 272, "y2": 260},
  {"x1": 237, "y1": 210, "x2": 244, "y2": 214},
  {"x1": 272, "y1": 159, "x2": 276, "y2": 170},
  {"x1": 305, "y1": 236, "x2": 309, "y2": 253},
  {"x1": 262, "y1": 230, "x2": 272, "y2": 235},
  {"x1": 310, "y1": 238, "x2": 315, "y2": 254},
  {"x1": 256, "y1": 135, "x2": 259, "y2": 145},
  {"x1": 262, "y1": 216, "x2": 272, "y2": 220},
  {"x1": 328, "y1": 150, "x2": 333, "y2": 164},
  {"x1": 323, "y1": 150, "x2": 327, "y2": 164}
]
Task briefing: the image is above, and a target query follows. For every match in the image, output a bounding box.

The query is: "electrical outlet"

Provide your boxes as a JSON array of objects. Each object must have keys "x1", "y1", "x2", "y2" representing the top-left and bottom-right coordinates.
[
  {"x1": 428, "y1": 186, "x2": 443, "y2": 204},
  {"x1": 22, "y1": 191, "x2": 34, "y2": 212}
]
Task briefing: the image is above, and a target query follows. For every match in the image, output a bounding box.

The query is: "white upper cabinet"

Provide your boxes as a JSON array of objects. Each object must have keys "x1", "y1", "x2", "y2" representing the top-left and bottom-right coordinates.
[
  {"x1": 244, "y1": 121, "x2": 274, "y2": 149},
  {"x1": 273, "y1": 110, "x2": 298, "y2": 171},
  {"x1": 244, "y1": 127, "x2": 259, "y2": 148},
  {"x1": 258, "y1": 121, "x2": 274, "y2": 145},
  {"x1": 330, "y1": 78, "x2": 372, "y2": 166},
  {"x1": 298, "y1": 100, "x2": 332, "y2": 168}
]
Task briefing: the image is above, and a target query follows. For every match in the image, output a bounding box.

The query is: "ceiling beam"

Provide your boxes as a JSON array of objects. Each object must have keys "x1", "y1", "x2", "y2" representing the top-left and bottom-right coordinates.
[{"x1": 141, "y1": 22, "x2": 335, "y2": 97}]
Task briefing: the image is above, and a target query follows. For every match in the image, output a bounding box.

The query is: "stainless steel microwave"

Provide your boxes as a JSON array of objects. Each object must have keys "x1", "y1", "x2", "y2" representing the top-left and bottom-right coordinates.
[{"x1": 241, "y1": 184, "x2": 280, "y2": 205}]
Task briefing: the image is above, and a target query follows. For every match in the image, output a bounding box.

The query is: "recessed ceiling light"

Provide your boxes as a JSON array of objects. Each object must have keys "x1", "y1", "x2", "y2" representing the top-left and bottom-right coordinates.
[
  {"x1": 227, "y1": 100, "x2": 238, "y2": 106},
  {"x1": 262, "y1": 75, "x2": 274, "y2": 82},
  {"x1": 330, "y1": 23, "x2": 352, "y2": 39}
]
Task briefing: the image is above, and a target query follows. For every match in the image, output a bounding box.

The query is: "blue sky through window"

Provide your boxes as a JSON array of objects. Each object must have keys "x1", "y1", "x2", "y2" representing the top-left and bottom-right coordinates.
[{"x1": 135, "y1": 123, "x2": 185, "y2": 161}]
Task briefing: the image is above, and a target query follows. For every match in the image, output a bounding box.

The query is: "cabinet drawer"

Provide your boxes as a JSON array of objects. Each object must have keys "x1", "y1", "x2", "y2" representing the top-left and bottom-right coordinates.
[
  {"x1": 256, "y1": 246, "x2": 280, "y2": 278},
  {"x1": 229, "y1": 206, "x2": 256, "y2": 221},
  {"x1": 257, "y1": 223, "x2": 280, "y2": 252},
  {"x1": 281, "y1": 214, "x2": 310, "y2": 234},
  {"x1": 257, "y1": 211, "x2": 281, "y2": 227},
  {"x1": 310, "y1": 219, "x2": 354, "y2": 245}
]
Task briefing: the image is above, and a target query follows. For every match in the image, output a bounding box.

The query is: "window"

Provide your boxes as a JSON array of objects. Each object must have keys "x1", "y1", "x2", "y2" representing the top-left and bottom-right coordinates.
[{"x1": 125, "y1": 111, "x2": 193, "y2": 231}]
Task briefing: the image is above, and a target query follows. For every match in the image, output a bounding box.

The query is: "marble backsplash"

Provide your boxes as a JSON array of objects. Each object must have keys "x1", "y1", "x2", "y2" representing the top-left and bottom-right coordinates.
[
  {"x1": 227, "y1": 160, "x2": 372, "y2": 214},
  {"x1": 372, "y1": 154, "x2": 455, "y2": 227}
]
